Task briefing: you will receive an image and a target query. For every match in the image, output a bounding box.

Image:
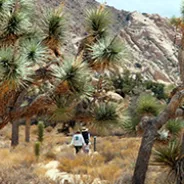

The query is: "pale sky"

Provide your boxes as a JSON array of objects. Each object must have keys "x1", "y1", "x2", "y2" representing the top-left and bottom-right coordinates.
[{"x1": 96, "y1": 0, "x2": 182, "y2": 18}]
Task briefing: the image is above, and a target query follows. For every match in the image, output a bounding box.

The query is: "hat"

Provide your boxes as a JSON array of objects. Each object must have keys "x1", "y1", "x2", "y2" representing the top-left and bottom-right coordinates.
[{"x1": 82, "y1": 127, "x2": 88, "y2": 132}]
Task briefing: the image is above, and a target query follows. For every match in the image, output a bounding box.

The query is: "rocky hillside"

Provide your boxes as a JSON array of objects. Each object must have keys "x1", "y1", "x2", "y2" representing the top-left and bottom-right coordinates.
[{"x1": 38, "y1": 0, "x2": 180, "y2": 84}]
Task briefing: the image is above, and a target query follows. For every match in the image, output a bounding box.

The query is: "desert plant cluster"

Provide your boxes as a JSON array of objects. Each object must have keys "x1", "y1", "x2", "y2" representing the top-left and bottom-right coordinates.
[{"x1": 1, "y1": 0, "x2": 184, "y2": 184}]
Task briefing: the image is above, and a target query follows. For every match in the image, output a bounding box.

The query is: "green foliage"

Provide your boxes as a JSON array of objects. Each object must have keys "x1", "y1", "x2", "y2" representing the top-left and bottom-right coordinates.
[
  {"x1": 21, "y1": 40, "x2": 47, "y2": 64},
  {"x1": 88, "y1": 37, "x2": 128, "y2": 71},
  {"x1": 3, "y1": 12, "x2": 29, "y2": 35},
  {"x1": 93, "y1": 102, "x2": 119, "y2": 130},
  {"x1": 153, "y1": 140, "x2": 180, "y2": 169},
  {"x1": 144, "y1": 80, "x2": 166, "y2": 100},
  {"x1": 0, "y1": 0, "x2": 33, "y2": 40},
  {"x1": 136, "y1": 94, "x2": 161, "y2": 116},
  {"x1": 40, "y1": 7, "x2": 66, "y2": 45},
  {"x1": 37, "y1": 121, "x2": 44, "y2": 143},
  {"x1": 0, "y1": 47, "x2": 33, "y2": 86},
  {"x1": 112, "y1": 70, "x2": 143, "y2": 97},
  {"x1": 86, "y1": 7, "x2": 111, "y2": 39},
  {"x1": 51, "y1": 59, "x2": 94, "y2": 98},
  {"x1": 121, "y1": 116, "x2": 139, "y2": 134},
  {"x1": 50, "y1": 95, "x2": 76, "y2": 122},
  {"x1": 34, "y1": 141, "x2": 40, "y2": 161},
  {"x1": 166, "y1": 119, "x2": 183, "y2": 135}
]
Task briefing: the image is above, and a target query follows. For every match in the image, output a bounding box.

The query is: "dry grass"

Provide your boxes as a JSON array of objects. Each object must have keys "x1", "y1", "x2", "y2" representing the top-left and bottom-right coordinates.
[
  {"x1": 59, "y1": 153, "x2": 105, "y2": 173},
  {"x1": 0, "y1": 125, "x2": 175, "y2": 184},
  {"x1": 0, "y1": 166, "x2": 53, "y2": 184},
  {"x1": 0, "y1": 145, "x2": 35, "y2": 168}
]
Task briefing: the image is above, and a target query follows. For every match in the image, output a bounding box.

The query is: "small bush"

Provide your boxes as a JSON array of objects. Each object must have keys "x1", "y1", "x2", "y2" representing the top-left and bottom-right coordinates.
[
  {"x1": 59, "y1": 154, "x2": 105, "y2": 173},
  {"x1": 95, "y1": 164, "x2": 122, "y2": 183},
  {"x1": 144, "y1": 80, "x2": 166, "y2": 100},
  {"x1": 112, "y1": 70, "x2": 143, "y2": 97},
  {"x1": 153, "y1": 140, "x2": 180, "y2": 168},
  {"x1": 92, "y1": 102, "x2": 120, "y2": 133},
  {"x1": 0, "y1": 166, "x2": 52, "y2": 184},
  {"x1": 121, "y1": 116, "x2": 139, "y2": 134},
  {"x1": 166, "y1": 119, "x2": 182, "y2": 135},
  {"x1": 136, "y1": 94, "x2": 161, "y2": 116},
  {"x1": 44, "y1": 150, "x2": 57, "y2": 160}
]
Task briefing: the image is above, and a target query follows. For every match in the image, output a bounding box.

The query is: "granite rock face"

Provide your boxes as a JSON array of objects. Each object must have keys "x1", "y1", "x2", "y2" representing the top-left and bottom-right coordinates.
[
  {"x1": 39, "y1": 0, "x2": 180, "y2": 83},
  {"x1": 121, "y1": 12, "x2": 180, "y2": 83}
]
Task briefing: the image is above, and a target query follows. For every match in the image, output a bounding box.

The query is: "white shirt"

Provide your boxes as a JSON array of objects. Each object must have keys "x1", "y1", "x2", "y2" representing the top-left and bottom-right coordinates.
[{"x1": 70, "y1": 134, "x2": 85, "y2": 146}]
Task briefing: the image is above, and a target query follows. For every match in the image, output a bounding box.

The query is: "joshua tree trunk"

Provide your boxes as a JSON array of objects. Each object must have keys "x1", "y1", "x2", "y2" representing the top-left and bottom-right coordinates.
[
  {"x1": 132, "y1": 120, "x2": 157, "y2": 184},
  {"x1": 132, "y1": 88, "x2": 184, "y2": 184},
  {"x1": 25, "y1": 118, "x2": 31, "y2": 142},
  {"x1": 11, "y1": 120, "x2": 19, "y2": 147}
]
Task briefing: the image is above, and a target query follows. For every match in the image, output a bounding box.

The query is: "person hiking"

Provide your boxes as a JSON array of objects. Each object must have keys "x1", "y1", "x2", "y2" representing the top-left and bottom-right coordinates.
[
  {"x1": 70, "y1": 130, "x2": 85, "y2": 154},
  {"x1": 81, "y1": 127, "x2": 90, "y2": 153}
]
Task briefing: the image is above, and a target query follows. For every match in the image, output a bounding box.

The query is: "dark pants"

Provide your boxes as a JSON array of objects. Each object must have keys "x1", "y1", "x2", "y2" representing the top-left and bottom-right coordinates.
[{"x1": 74, "y1": 146, "x2": 82, "y2": 154}]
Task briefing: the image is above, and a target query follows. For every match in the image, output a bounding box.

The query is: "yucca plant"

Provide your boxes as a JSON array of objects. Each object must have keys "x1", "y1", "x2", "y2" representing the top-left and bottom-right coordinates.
[
  {"x1": 92, "y1": 102, "x2": 120, "y2": 132},
  {"x1": 88, "y1": 37, "x2": 128, "y2": 72},
  {"x1": 166, "y1": 119, "x2": 183, "y2": 136},
  {"x1": 0, "y1": 0, "x2": 12, "y2": 21},
  {"x1": 0, "y1": 0, "x2": 33, "y2": 22},
  {"x1": 50, "y1": 57, "x2": 94, "y2": 123},
  {"x1": 12, "y1": 0, "x2": 34, "y2": 14},
  {"x1": 0, "y1": 45, "x2": 33, "y2": 146},
  {"x1": 0, "y1": 47, "x2": 32, "y2": 88},
  {"x1": 40, "y1": 5, "x2": 66, "y2": 56},
  {"x1": 51, "y1": 58, "x2": 94, "y2": 98},
  {"x1": 86, "y1": 5, "x2": 111, "y2": 40},
  {"x1": 50, "y1": 94, "x2": 76, "y2": 122},
  {"x1": 122, "y1": 116, "x2": 140, "y2": 134},
  {"x1": 153, "y1": 139, "x2": 180, "y2": 168},
  {"x1": 0, "y1": 0, "x2": 33, "y2": 46},
  {"x1": 153, "y1": 139, "x2": 184, "y2": 183},
  {"x1": 21, "y1": 39, "x2": 48, "y2": 65},
  {"x1": 77, "y1": 5, "x2": 111, "y2": 60},
  {"x1": 136, "y1": 94, "x2": 162, "y2": 117}
]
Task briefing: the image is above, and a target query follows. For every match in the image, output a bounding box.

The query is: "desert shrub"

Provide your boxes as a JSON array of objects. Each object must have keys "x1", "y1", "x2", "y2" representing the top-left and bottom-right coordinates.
[
  {"x1": 45, "y1": 126, "x2": 53, "y2": 133},
  {"x1": 0, "y1": 146, "x2": 35, "y2": 168},
  {"x1": 153, "y1": 139, "x2": 180, "y2": 168},
  {"x1": 0, "y1": 166, "x2": 53, "y2": 184},
  {"x1": 112, "y1": 70, "x2": 143, "y2": 97},
  {"x1": 166, "y1": 119, "x2": 183, "y2": 135},
  {"x1": 136, "y1": 94, "x2": 161, "y2": 116},
  {"x1": 92, "y1": 102, "x2": 120, "y2": 133},
  {"x1": 95, "y1": 164, "x2": 122, "y2": 183},
  {"x1": 153, "y1": 139, "x2": 184, "y2": 183},
  {"x1": 59, "y1": 154, "x2": 105, "y2": 173},
  {"x1": 144, "y1": 80, "x2": 166, "y2": 100},
  {"x1": 44, "y1": 150, "x2": 57, "y2": 160},
  {"x1": 97, "y1": 140, "x2": 122, "y2": 162},
  {"x1": 121, "y1": 116, "x2": 139, "y2": 134}
]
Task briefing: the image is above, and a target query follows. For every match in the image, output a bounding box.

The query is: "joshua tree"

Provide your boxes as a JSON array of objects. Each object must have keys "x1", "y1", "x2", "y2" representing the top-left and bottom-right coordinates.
[
  {"x1": 0, "y1": 1, "x2": 128, "y2": 148},
  {"x1": 132, "y1": 2, "x2": 184, "y2": 183}
]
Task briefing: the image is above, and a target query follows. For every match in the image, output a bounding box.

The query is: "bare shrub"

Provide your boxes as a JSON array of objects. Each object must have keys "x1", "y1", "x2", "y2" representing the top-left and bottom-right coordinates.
[{"x1": 0, "y1": 166, "x2": 53, "y2": 184}]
